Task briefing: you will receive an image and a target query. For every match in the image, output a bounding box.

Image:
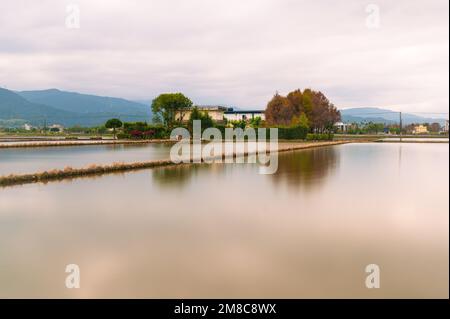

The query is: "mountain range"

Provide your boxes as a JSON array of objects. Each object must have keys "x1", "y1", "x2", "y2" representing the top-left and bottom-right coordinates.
[
  {"x1": 0, "y1": 88, "x2": 151, "y2": 127},
  {"x1": 0, "y1": 87, "x2": 447, "y2": 127},
  {"x1": 340, "y1": 107, "x2": 447, "y2": 126}
]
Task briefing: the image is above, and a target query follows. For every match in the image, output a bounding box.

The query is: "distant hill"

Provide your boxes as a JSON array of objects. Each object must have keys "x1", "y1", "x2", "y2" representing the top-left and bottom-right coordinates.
[
  {"x1": 19, "y1": 89, "x2": 149, "y2": 114},
  {"x1": 3, "y1": 89, "x2": 446, "y2": 128},
  {"x1": 18, "y1": 89, "x2": 151, "y2": 121},
  {"x1": 341, "y1": 107, "x2": 447, "y2": 125},
  {"x1": 0, "y1": 87, "x2": 152, "y2": 127},
  {"x1": 0, "y1": 88, "x2": 78, "y2": 126},
  {"x1": 133, "y1": 99, "x2": 153, "y2": 107}
]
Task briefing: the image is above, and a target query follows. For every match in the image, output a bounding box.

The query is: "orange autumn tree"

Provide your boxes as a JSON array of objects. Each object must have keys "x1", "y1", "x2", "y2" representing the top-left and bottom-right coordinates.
[
  {"x1": 265, "y1": 93, "x2": 295, "y2": 126},
  {"x1": 265, "y1": 89, "x2": 340, "y2": 132}
]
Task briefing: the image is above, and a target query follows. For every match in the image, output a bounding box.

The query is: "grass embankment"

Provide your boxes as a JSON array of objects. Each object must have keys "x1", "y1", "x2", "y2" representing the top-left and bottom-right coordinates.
[
  {"x1": 0, "y1": 140, "x2": 350, "y2": 187},
  {"x1": 0, "y1": 139, "x2": 173, "y2": 149},
  {"x1": 0, "y1": 161, "x2": 177, "y2": 187}
]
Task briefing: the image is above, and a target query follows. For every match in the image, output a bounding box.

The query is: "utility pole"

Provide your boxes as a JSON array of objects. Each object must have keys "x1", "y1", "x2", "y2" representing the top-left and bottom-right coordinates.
[{"x1": 399, "y1": 111, "x2": 402, "y2": 141}]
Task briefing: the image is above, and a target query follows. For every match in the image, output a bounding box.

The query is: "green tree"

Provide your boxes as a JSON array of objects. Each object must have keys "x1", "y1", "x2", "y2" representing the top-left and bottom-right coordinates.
[
  {"x1": 230, "y1": 119, "x2": 246, "y2": 129},
  {"x1": 287, "y1": 89, "x2": 303, "y2": 115},
  {"x1": 290, "y1": 112, "x2": 309, "y2": 129},
  {"x1": 151, "y1": 93, "x2": 193, "y2": 127},
  {"x1": 152, "y1": 113, "x2": 163, "y2": 124},
  {"x1": 249, "y1": 116, "x2": 262, "y2": 128},
  {"x1": 365, "y1": 122, "x2": 384, "y2": 134},
  {"x1": 105, "y1": 118, "x2": 123, "y2": 139},
  {"x1": 301, "y1": 89, "x2": 314, "y2": 116},
  {"x1": 188, "y1": 106, "x2": 214, "y2": 133}
]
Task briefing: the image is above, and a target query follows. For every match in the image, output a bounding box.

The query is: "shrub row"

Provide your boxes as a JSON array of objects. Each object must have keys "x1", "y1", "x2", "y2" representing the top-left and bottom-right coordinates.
[
  {"x1": 118, "y1": 121, "x2": 330, "y2": 141},
  {"x1": 277, "y1": 126, "x2": 309, "y2": 140},
  {"x1": 306, "y1": 133, "x2": 334, "y2": 141},
  {"x1": 214, "y1": 125, "x2": 308, "y2": 140},
  {"x1": 121, "y1": 122, "x2": 169, "y2": 139}
]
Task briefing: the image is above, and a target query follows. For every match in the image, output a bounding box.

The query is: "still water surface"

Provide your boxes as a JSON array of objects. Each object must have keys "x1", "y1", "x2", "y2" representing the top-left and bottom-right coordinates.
[
  {"x1": 0, "y1": 143, "x2": 448, "y2": 298},
  {"x1": 0, "y1": 143, "x2": 173, "y2": 175}
]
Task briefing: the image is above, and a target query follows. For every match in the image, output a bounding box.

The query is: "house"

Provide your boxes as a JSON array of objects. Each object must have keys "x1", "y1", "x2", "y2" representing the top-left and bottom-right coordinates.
[
  {"x1": 174, "y1": 106, "x2": 266, "y2": 123},
  {"x1": 175, "y1": 105, "x2": 228, "y2": 123},
  {"x1": 412, "y1": 124, "x2": 428, "y2": 134},
  {"x1": 23, "y1": 123, "x2": 33, "y2": 131},
  {"x1": 334, "y1": 121, "x2": 351, "y2": 133},
  {"x1": 442, "y1": 120, "x2": 449, "y2": 133},
  {"x1": 48, "y1": 124, "x2": 64, "y2": 132},
  {"x1": 223, "y1": 108, "x2": 265, "y2": 121}
]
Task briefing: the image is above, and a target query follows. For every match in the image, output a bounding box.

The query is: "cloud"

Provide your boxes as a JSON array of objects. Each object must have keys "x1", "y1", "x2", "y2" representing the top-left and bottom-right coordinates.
[{"x1": 0, "y1": 0, "x2": 448, "y2": 113}]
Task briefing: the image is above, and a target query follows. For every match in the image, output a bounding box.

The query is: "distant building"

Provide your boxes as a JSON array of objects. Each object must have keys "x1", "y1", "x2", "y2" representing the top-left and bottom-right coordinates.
[
  {"x1": 334, "y1": 121, "x2": 351, "y2": 133},
  {"x1": 412, "y1": 124, "x2": 428, "y2": 134},
  {"x1": 175, "y1": 105, "x2": 227, "y2": 123},
  {"x1": 23, "y1": 123, "x2": 33, "y2": 131},
  {"x1": 49, "y1": 124, "x2": 64, "y2": 132},
  {"x1": 174, "y1": 106, "x2": 266, "y2": 123},
  {"x1": 443, "y1": 120, "x2": 449, "y2": 133},
  {"x1": 224, "y1": 109, "x2": 265, "y2": 121}
]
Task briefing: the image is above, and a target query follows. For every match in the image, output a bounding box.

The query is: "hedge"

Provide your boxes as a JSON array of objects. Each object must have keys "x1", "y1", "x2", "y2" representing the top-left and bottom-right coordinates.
[
  {"x1": 277, "y1": 126, "x2": 309, "y2": 140},
  {"x1": 209, "y1": 125, "x2": 308, "y2": 140},
  {"x1": 306, "y1": 133, "x2": 334, "y2": 141},
  {"x1": 122, "y1": 122, "x2": 169, "y2": 139}
]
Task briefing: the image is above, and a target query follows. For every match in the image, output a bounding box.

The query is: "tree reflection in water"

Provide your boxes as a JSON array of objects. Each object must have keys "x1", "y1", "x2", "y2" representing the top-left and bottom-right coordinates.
[
  {"x1": 269, "y1": 146, "x2": 339, "y2": 191},
  {"x1": 151, "y1": 163, "x2": 216, "y2": 187},
  {"x1": 151, "y1": 146, "x2": 340, "y2": 191}
]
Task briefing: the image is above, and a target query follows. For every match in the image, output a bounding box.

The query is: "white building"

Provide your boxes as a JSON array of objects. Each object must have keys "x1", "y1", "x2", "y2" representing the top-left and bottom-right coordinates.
[
  {"x1": 334, "y1": 121, "x2": 351, "y2": 132},
  {"x1": 412, "y1": 124, "x2": 428, "y2": 134},
  {"x1": 224, "y1": 109, "x2": 265, "y2": 122},
  {"x1": 443, "y1": 120, "x2": 449, "y2": 133},
  {"x1": 49, "y1": 124, "x2": 64, "y2": 132},
  {"x1": 174, "y1": 106, "x2": 266, "y2": 123},
  {"x1": 175, "y1": 106, "x2": 227, "y2": 122}
]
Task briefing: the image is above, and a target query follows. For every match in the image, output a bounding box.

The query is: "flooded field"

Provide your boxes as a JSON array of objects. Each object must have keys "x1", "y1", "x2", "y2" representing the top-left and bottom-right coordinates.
[
  {"x1": 0, "y1": 143, "x2": 173, "y2": 175},
  {"x1": 0, "y1": 143, "x2": 448, "y2": 298}
]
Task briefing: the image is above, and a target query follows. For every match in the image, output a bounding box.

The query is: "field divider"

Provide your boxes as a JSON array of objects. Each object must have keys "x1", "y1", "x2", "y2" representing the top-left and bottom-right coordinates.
[{"x1": 0, "y1": 139, "x2": 174, "y2": 149}]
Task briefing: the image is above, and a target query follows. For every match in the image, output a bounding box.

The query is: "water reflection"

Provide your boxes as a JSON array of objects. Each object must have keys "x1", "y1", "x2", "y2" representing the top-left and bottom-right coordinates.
[
  {"x1": 150, "y1": 147, "x2": 340, "y2": 191},
  {"x1": 151, "y1": 163, "x2": 209, "y2": 187},
  {"x1": 0, "y1": 143, "x2": 448, "y2": 298},
  {"x1": 270, "y1": 147, "x2": 339, "y2": 191},
  {"x1": 0, "y1": 143, "x2": 173, "y2": 175}
]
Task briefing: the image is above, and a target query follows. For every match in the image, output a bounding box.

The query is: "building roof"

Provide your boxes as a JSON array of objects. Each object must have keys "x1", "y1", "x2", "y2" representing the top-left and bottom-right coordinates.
[
  {"x1": 196, "y1": 105, "x2": 228, "y2": 111},
  {"x1": 224, "y1": 110, "x2": 265, "y2": 114},
  {"x1": 185, "y1": 106, "x2": 265, "y2": 114}
]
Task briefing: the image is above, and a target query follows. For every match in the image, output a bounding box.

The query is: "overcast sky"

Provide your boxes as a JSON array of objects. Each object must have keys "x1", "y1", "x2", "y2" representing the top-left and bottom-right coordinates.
[{"x1": 0, "y1": 0, "x2": 448, "y2": 113}]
